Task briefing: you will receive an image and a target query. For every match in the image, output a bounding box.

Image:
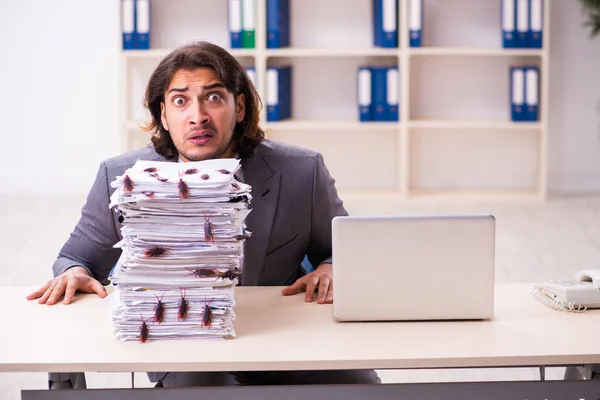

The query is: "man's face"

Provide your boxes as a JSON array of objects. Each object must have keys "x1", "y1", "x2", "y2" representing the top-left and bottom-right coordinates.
[{"x1": 160, "y1": 67, "x2": 245, "y2": 162}]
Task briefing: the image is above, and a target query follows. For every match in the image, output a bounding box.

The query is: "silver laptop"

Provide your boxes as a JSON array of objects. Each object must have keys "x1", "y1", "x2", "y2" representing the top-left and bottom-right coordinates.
[{"x1": 332, "y1": 215, "x2": 495, "y2": 321}]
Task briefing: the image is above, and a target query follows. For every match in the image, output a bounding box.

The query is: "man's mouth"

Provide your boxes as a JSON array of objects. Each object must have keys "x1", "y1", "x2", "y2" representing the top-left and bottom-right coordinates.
[{"x1": 189, "y1": 130, "x2": 214, "y2": 140}]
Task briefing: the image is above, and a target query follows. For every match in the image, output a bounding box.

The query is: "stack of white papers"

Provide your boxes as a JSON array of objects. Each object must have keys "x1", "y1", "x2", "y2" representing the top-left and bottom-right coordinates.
[{"x1": 106, "y1": 159, "x2": 251, "y2": 343}]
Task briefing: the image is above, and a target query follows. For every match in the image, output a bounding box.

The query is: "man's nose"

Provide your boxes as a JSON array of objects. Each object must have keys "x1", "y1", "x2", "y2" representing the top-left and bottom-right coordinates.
[{"x1": 190, "y1": 101, "x2": 210, "y2": 125}]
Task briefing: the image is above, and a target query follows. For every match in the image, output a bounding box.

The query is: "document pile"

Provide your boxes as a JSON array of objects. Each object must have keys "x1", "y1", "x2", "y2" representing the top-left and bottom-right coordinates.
[{"x1": 107, "y1": 158, "x2": 252, "y2": 343}]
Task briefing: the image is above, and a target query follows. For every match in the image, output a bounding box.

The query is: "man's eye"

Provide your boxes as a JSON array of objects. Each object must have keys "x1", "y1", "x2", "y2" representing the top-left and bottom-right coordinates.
[
  {"x1": 173, "y1": 97, "x2": 185, "y2": 106},
  {"x1": 207, "y1": 93, "x2": 222, "y2": 102}
]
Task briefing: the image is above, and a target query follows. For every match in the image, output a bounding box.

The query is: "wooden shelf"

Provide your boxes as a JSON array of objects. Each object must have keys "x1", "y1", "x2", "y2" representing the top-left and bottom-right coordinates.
[
  {"x1": 265, "y1": 120, "x2": 399, "y2": 131},
  {"x1": 408, "y1": 120, "x2": 542, "y2": 130},
  {"x1": 120, "y1": 0, "x2": 551, "y2": 202},
  {"x1": 408, "y1": 47, "x2": 545, "y2": 57},
  {"x1": 265, "y1": 47, "x2": 399, "y2": 58}
]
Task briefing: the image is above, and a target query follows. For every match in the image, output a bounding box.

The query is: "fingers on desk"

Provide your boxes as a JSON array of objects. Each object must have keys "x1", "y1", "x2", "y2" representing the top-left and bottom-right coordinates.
[
  {"x1": 90, "y1": 280, "x2": 107, "y2": 298},
  {"x1": 317, "y1": 278, "x2": 332, "y2": 304},
  {"x1": 63, "y1": 280, "x2": 78, "y2": 305},
  {"x1": 46, "y1": 280, "x2": 67, "y2": 305},
  {"x1": 26, "y1": 281, "x2": 50, "y2": 301}
]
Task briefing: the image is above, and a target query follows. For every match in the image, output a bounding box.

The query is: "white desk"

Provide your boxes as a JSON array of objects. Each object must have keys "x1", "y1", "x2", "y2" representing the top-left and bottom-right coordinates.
[{"x1": 2, "y1": 283, "x2": 600, "y2": 374}]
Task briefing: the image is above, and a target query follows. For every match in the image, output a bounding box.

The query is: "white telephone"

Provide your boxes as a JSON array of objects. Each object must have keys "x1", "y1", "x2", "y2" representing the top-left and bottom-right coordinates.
[{"x1": 531, "y1": 269, "x2": 600, "y2": 312}]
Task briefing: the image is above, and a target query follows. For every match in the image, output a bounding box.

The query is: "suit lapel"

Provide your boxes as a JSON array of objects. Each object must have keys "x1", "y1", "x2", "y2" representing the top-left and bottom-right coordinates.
[{"x1": 240, "y1": 150, "x2": 281, "y2": 286}]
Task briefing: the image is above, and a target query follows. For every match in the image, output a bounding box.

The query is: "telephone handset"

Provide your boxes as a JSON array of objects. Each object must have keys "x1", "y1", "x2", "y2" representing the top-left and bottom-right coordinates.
[{"x1": 531, "y1": 269, "x2": 600, "y2": 312}]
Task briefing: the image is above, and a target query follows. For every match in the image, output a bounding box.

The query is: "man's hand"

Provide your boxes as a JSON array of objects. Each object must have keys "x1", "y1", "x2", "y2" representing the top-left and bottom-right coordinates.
[
  {"x1": 282, "y1": 262, "x2": 333, "y2": 304},
  {"x1": 26, "y1": 267, "x2": 107, "y2": 305}
]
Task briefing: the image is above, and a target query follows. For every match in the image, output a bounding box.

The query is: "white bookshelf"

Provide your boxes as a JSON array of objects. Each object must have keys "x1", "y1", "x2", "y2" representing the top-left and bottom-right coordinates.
[{"x1": 120, "y1": 0, "x2": 550, "y2": 202}]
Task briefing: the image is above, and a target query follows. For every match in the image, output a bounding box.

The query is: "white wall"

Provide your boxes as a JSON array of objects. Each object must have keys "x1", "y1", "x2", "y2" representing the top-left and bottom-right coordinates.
[
  {"x1": 0, "y1": 0, "x2": 598, "y2": 195},
  {"x1": 0, "y1": 0, "x2": 121, "y2": 195},
  {"x1": 547, "y1": 0, "x2": 600, "y2": 193}
]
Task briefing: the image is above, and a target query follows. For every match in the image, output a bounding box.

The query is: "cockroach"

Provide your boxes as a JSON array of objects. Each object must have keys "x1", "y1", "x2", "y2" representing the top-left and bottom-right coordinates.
[
  {"x1": 231, "y1": 182, "x2": 240, "y2": 191},
  {"x1": 144, "y1": 246, "x2": 169, "y2": 257},
  {"x1": 233, "y1": 232, "x2": 252, "y2": 241},
  {"x1": 177, "y1": 288, "x2": 188, "y2": 321},
  {"x1": 184, "y1": 168, "x2": 199, "y2": 175},
  {"x1": 201, "y1": 174, "x2": 210, "y2": 180},
  {"x1": 218, "y1": 169, "x2": 231, "y2": 174},
  {"x1": 144, "y1": 167, "x2": 158, "y2": 173},
  {"x1": 123, "y1": 174, "x2": 134, "y2": 192},
  {"x1": 203, "y1": 214, "x2": 215, "y2": 244},
  {"x1": 178, "y1": 171, "x2": 190, "y2": 200},
  {"x1": 201, "y1": 297, "x2": 214, "y2": 328},
  {"x1": 142, "y1": 191, "x2": 155, "y2": 199},
  {"x1": 154, "y1": 293, "x2": 165, "y2": 323},
  {"x1": 185, "y1": 267, "x2": 218, "y2": 279},
  {"x1": 150, "y1": 172, "x2": 169, "y2": 182},
  {"x1": 139, "y1": 313, "x2": 151, "y2": 343},
  {"x1": 220, "y1": 269, "x2": 241, "y2": 280}
]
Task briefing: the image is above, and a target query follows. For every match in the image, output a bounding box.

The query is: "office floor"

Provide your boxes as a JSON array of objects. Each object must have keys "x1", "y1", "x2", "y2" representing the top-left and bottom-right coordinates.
[{"x1": 2, "y1": 193, "x2": 600, "y2": 399}]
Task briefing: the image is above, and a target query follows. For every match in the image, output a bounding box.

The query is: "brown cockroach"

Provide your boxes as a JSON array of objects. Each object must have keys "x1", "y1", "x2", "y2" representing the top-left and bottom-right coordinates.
[
  {"x1": 184, "y1": 267, "x2": 219, "y2": 279},
  {"x1": 184, "y1": 168, "x2": 199, "y2": 175},
  {"x1": 201, "y1": 173, "x2": 210, "y2": 180},
  {"x1": 139, "y1": 313, "x2": 151, "y2": 343},
  {"x1": 144, "y1": 246, "x2": 169, "y2": 257},
  {"x1": 217, "y1": 169, "x2": 231, "y2": 174},
  {"x1": 201, "y1": 297, "x2": 214, "y2": 328},
  {"x1": 231, "y1": 182, "x2": 240, "y2": 191},
  {"x1": 220, "y1": 269, "x2": 241, "y2": 280},
  {"x1": 178, "y1": 171, "x2": 190, "y2": 200},
  {"x1": 144, "y1": 167, "x2": 158, "y2": 173},
  {"x1": 234, "y1": 231, "x2": 252, "y2": 241},
  {"x1": 123, "y1": 174, "x2": 134, "y2": 192},
  {"x1": 142, "y1": 191, "x2": 155, "y2": 199},
  {"x1": 149, "y1": 172, "x2": 168, "y2": 182},
  {"x1": 154, "y1": 293, "x2": 165, "y2": 323},
  {"x1": 203, "y1": 214, "x2": 215, "y2": 244},
  {"x1": 177, "y1": 288, "x2": 188, "y2": 321}
]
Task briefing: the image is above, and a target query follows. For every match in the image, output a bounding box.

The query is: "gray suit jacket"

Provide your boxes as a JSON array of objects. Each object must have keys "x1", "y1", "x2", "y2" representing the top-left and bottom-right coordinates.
[{"x1": 53, "y1": 139, "x2": 348, "y2": 287}]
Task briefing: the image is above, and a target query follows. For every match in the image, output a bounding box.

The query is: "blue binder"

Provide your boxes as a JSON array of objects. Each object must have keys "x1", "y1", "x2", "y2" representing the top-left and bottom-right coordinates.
[
  {"x1": 409, "y1": 0, "x2": 422, "y2": 47},
  {"x1": 245, "y1": 66, "x2": 257, "y2": 88},
  {"x1": 524, "y1": 66, "x2": 539, "y2": 121},
  {"x1": 516, "y1": 0, "x2": 529, "y2": 48},
  {"x1": 501, "y1": 0, "x2": 516, "y2": 48},
  {"x1": 510, "y1": 66, "x2": 525, "y2": 121},
  {"x1": 229, "y1": 0, "x2": 243, "y2": 48},
  {"x1": 267, "y1": 0, "x2": 290, "y2": 48},
  {"x1": 529, "y1": 0, "x2": 543, "y2": 48},
  {"x1": 373, "y1": 0, "x2": 398, "y2": 48},
  {"x1": 385, "y1": 67, "x2": 399, "y2": 121},
  {"x1": 267, "y1": 66, "x2": 292, "y2": 122},
  {"x1": 122, "y1": 0, "x2": 135, "y2": 50},
  {"x1": 357, "y1": 67, "x2": 372, "y2": 122},
  {"x1": 371, "y1": 67, "x2": 388, "y2": 121},
  {"x1": 135, "y1": 0, "x2": 150, "y2": 50}
]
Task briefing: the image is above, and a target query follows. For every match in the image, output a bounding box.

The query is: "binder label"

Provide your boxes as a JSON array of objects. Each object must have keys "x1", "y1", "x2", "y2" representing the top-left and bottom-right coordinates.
[
  {"x1": 122, "y1": 0, "x2": 134, "y2": 34},
  {"x1": 266, "y1": 69, "x2": 278, "y2": 106},
  {"x1": 136, "y1": 0, "x2": 150, "y2": 34},
  {"x1": 383, "y1": 0, "x2": 397, "y2": 32},
  {"x1": 358, "y1": 69, "x2": 372, "y2": 106},
  {"x1": 530, "y1": 0, "x2": 542, "y2": 31},
  {"x1": 525, "y1": 68, "x2": 539, "y2": 105},
  {"x1": 229, "y1": 0, "x2": 242, "y2": 32}
]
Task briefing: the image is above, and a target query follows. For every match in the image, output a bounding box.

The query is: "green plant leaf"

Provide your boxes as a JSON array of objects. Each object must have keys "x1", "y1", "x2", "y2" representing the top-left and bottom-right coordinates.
[{"x1": 580, "y1": 0, "x2": 600, "y2": 37}]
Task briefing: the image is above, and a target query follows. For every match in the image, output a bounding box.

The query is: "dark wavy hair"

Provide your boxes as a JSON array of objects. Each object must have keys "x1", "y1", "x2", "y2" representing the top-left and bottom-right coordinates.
[{"x1": 142, "y1": 41, "x2": 264, "y2": 158}]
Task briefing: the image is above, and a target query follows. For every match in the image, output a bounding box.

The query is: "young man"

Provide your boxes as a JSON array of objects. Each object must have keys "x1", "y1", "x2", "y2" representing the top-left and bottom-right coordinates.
[{"x1": 28, "y1": 41, "x2": 380, "y2": 388}]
